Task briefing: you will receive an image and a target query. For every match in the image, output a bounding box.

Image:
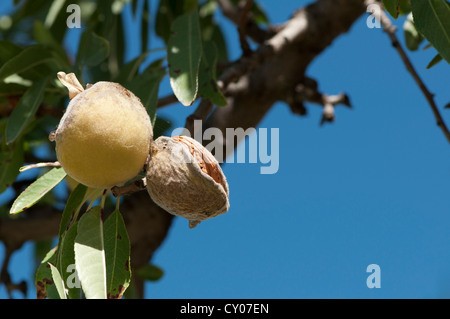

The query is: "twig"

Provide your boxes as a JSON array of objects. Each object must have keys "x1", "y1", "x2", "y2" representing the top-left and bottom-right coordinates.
[
  {"x1": 366, "y1": 0, "x2": 450, "y2": 143},
  {"x1": 238, "y1": 0, "x2": 254, "y2": 56},
  {"x1": 286, "y1": 77, "x2": 351, "y2": 124},
  {"x1": 19, "y1": 161, "x2": 61, "y2": 172},
  {"x1": 111, "y1": 178, "x2": 147, "y2": 197},
  {"x1": 156, "y1": 93, "x2": 178, "y2": 109},
  {"x1": 217, "y1": 0, "x2": 274, "y2": 43}
]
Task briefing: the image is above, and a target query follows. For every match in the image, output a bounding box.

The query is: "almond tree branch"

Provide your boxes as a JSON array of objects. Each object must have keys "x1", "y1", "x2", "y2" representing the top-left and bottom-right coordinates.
[
  {"x1": 284, "y1": 76, "x2": 351, "y2": 123},
  {"x1": 237, "y1": 0, "x2": 254, "y2": 56},
  {"x1": 366, "y1": 0, "x2": 450, "y2": 143},
  {"x1": 208, "y1": 0, "x2": 366, "y2": 158},
  {"x1": 217, "y1": 0, "x2": 276, "y2": 43}
]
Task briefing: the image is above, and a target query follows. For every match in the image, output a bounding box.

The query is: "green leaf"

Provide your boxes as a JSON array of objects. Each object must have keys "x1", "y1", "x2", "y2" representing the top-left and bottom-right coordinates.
[
  {"x1": 426, "y1": 53, "x2": 443, "y2": 68},
  {"x1": 48, "y1": 263, "x2": 67, "y2": 299},
  {"x1": 0, "y1": 82, "x2": 28, "y2": 97},
  {"x1": 142, "y1": 0, "x2": 150, "y2": 52},
  {"x1": 200, "y1": 19, "x2": 229, "y2": 64},
  {"x1": 0, "y1": 118, "x2": 24, "y2": 193},
  {"x1": 11, "y1": 0, "x2": 51, "y2": 25},
  {"x1": 0, "y1": 41, "x2": 22, "y2": 65},
  {"x1": 383, "y1": 0, "x2": 399, "y2": 18},
  {"x1": 404, "y1": 13, "x2": 424, "y2": 51},
  {"x1": 9, "y1": 167, "x2": 67, "y2": 215},
  {"x1": 55, "y1": 183, "x2": 96, "y2": 298},
  {"x1": 153, "y1": 116, "x2": 172, "y2": 139},
  {"x1": 33, "y1": 20, "x2": 70, "y2": 68},
  {"x1": 0, "y1": 141, "x2": 23, "y2": 194},
  {"x1": 0, "y1": 45, "x2": 54, "y2": 82},
  {"x1": 33, "y1": 239, "x2": 54, "y2": 266},
  {"x1": 383, "y1": 0, "x2": 411, "y2": 19},
  {"x1": 127, "y1": 60, "x2": 165, "y2": 125},
  {"x1": 155, "y1": 0, "x2": 177, "y2": 43},
  {"x1": 197, "y1": 41, "x2": 227, "y2": 106},
  {"x1": 167, "y1": 10, "x2": 202, "y2": 106},
  {"x1": 251, "y1": 1, "x2": 270, "y2": 24},
  {"x1": 411, "y1": 0, "x2": 450, "y2": 63},
  {"x1": 114, "y1": 49, "x2": 164, "y2": 84},
  {"x1": 136, "y1": 264, "x2": 164, "y2": 282},
  {"x1": 399, "y1": 0, "x2": 412, "y2": 15},
  {"x1": 44, "y1": 0, "x2": 67, "y2": 28},
  {"x1": 230, "y1": 0, "x2": 269, "y2": 24},
  {"x1": 155, "y1": 0, "x2": 197, "y2": 43},
  {"x1": 35, "y1": 246, "x2": 58, "y2": 299},
  {"x1": 58, "y1": 183, "x2": 88, "y2": 238},
  {"x1": 104, "y1": 209, "x2": 131, "y2": 299},
  {"x1": 76, "y1": 30, "x2": 110, "y2": 67},
  {"x1": 57, "y1": 221, "x2": 81, "y2": 299},
  {"x1": 74, "y1": 206, "x2": 107, "y2": 299},
  {"x1": 5, "y1": 78, "x2": 48, "y2": 144}
]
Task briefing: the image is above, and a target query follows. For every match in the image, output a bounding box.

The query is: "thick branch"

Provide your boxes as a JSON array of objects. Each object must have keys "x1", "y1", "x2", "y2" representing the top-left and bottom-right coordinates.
[{"x1": 208, "y1": 0, "x2": 366, "y2": 156}]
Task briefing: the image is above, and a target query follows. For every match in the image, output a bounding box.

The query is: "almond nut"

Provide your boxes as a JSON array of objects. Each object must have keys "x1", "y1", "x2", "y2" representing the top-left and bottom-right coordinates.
[{"x1": 146, "y1": 135, "x2": 229, "y2": 228}]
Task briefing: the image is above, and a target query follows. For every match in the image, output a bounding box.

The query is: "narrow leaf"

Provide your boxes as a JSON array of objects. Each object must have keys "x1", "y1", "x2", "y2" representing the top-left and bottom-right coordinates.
[
  {"x1": 136, "y1": 264, "x2": 164, "y2": 281},
  {"x1": 197, "y1": 41, "x2": 227, "y2": 106},
  {"x1": 5, "y1": 78, "x2": 48, "y2": 144},
  {"x1": 9, "y1": 167, "x2": 67, "y2": 214},
  {"x1": 48, "y1": 263, "x2": 67, "y2": 299},
  {"x1": 35, "y1": 246, "x2": 58, "y2": 299},
  {"x1": 113, "y1": 48, "x2": 166, "y2": 84},
  {"x1": 104, "y1": 209, "x2": 131, "y2": 299},
  {"x1": 383, "y1": 0, "x2": 400, "y2": 19},
  {"x1": 153, "y1": 116, "x2": 172, "y2": 139},
  {"x1": 155, "y1": 0, "x2": 186, "y2": 43},
  {"x1": 58, "y1": 183, "x2": 88, "y2": 238},
  {"x1": 74, "y1": 206, "x2": 107, "y2": 299},
  {"x1": 426, "y1": 53, "x2": 443, "y2": 68},
  {"x1": 127, "y1": 60, "x2": 165, "y2": 125},
  {"x1": 167, "y1": 10, "x2": 202, "y2": 106},
  {"x1": 44, "y1": 0, "x2": 67, "y2": 28},
  {"x1": 403, "y1": 13, "x2": 424, "y2": 51},
  {"x1": 34, "y1": 20, "x2": 70, "y2": 68},
  {"x1": 383, "y1": 0, "x2": 411, "y2": 19},
  {"x1": 76, "y1": 30, "x2": 110, "y2": 67},
  {"x1": 57, "y1": 221, "x2": 82, "y2": 299},
  {"x1": 0, "y1": 121, "x2": 24, "y2": 193},
  {"x1": 411, "y1": 0, "x2": 450, "y2": 63},
  {"x1": 0, "y1": 45, "x2": 53, "y2": 81},
  {"x1": 0, "y1": 40, "x2": 22, "y2": 65}
]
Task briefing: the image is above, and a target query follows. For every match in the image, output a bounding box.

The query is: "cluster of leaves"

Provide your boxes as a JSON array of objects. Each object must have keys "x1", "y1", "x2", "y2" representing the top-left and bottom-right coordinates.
[
  {"x1": 383, "y1": 0, "x2": 450, "y2": 68},
  {"x1": 0, "y1": 0, "x2": 237, "y2": 299}
]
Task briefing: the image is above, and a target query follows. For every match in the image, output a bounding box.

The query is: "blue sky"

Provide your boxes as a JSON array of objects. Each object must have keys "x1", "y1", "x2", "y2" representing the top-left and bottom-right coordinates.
[{"x1": 1, "y1": 0, "x2": 450, "y2": 299}]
